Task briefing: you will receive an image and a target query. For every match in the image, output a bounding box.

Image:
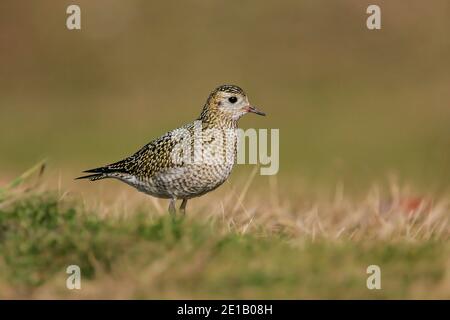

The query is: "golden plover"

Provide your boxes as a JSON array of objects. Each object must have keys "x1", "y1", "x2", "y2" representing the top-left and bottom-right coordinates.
[{"x1": 77, "y1": 85, "x2": 265, "y2": 215}]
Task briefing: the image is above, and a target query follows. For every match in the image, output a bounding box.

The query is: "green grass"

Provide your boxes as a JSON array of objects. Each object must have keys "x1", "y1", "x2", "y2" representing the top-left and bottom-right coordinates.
[{"x1": 0, "y1": 193, "x2": 448, "y2": 299}]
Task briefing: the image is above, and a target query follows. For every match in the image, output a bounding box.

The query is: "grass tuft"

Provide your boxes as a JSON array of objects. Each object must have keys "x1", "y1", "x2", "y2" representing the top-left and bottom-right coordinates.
[{"x1": 0, "y1": 188, "x2": 449, "y2": 299}]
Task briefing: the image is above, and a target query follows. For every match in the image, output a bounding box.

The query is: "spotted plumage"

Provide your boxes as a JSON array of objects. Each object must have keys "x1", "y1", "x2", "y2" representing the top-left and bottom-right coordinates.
[{"x1": 77, "y1": 85, "x2": 265, "y2": 215}]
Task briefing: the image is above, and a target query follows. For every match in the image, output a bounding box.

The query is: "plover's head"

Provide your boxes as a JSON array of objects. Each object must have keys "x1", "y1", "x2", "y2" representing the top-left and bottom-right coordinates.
[{"x1": 201, "y1": 85, "x2": 265, "y2": 122}]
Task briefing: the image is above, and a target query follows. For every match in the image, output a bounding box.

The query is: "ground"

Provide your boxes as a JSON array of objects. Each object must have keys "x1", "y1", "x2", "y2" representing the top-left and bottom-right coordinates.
[{"x1": 0, "y1": 164, "x2": 448, "y2": 299}]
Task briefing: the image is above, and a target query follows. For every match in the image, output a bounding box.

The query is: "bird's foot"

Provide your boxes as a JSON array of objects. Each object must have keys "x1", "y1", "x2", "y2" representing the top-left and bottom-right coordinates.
[
  {"x1": 180, "y1": 199, "x2": 188, "y2": 215},
  {"x1": 168, "y1": 199, "x2": 177, "y2": 216}
]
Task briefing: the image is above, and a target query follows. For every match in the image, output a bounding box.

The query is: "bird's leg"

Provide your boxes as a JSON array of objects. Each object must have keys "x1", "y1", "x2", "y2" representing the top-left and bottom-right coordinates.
[
  {"x1": 168, "y1": 198, "x2": 177, "y2": 216},
  {"x1": 180, "y1": 199, "x2": 188, "y2": 215}
]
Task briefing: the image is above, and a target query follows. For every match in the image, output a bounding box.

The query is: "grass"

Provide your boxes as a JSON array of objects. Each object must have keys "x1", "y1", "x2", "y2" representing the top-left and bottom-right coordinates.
[{"x1": 0, "y1": 166, "x2": 449, "y2": 299}]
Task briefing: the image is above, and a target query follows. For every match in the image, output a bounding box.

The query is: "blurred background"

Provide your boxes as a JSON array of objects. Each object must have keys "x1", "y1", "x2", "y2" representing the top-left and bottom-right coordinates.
[{"x1": 1, "y1": 0, "x2": 449, "y2": 193}]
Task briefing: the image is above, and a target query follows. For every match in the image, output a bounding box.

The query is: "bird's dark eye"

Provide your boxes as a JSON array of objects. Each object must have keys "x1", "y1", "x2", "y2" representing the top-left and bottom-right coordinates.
[{"x1": 228, "y1": 96, "x2": 238, "y2": 104}]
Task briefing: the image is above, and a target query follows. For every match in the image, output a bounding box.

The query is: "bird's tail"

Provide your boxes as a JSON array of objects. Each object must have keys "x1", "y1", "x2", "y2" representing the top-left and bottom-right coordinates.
[
  {"x1": 76, "y1": 159, "x2": 132, "y2": 181},
  {"x1": 75, "y1": 166, "x2": 114, "y2": 181},
  {"x1": 75, "y1": 173, "x2": 108, "y2": 181}
]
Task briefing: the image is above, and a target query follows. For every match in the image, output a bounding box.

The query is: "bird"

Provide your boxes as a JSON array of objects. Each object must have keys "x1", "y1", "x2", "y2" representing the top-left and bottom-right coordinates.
[{"x1": 76, "y1": 85, "x2": 265, "y2": 215}]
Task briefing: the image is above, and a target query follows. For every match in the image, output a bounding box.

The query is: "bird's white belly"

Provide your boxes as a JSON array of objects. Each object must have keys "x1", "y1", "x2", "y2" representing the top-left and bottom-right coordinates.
[
  {"x1": 160, "y1": 163, "x2": 234, "y2": 198},
  {"x1": 124, "y1": 163, "x2": 234, "y2": 199}
]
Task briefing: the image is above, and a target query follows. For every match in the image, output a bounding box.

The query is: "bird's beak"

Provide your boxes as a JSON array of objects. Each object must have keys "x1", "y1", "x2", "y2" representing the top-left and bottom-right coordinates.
[{"x1": 244, "y1": 105, "x2": 266, "y2": 116}]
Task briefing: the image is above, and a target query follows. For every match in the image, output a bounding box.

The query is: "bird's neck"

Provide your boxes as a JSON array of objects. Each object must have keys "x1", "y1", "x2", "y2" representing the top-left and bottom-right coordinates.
[{"x1": 198, "y1": 106, "x2": 238, "y2": 129}]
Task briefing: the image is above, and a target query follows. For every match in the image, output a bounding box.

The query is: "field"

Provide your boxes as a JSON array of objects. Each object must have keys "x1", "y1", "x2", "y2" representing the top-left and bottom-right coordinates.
[
  {"x1": 0, "y1": 164, "x2": 449, "y2": 299},
  {"x1": 1, "y1": 1, "x2": 450, "y2": 299}
]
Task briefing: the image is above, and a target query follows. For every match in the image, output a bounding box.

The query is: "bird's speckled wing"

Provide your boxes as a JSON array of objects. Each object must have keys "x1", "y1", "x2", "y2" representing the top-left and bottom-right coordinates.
[
  {"x1": 104, "y1": 131, "x2": 178, "y2": 179},
  {"x1": 77, "y1": 121, "x2": 197, "y2": 182}
]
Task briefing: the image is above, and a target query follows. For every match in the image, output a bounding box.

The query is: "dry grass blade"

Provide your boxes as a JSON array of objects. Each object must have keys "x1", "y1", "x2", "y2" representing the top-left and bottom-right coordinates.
[
  {"x1": 0, "y1": 159, "x2": 47, "y2": 205},
  {"x1": 231, "y1": 165, "x2": 259, "y2": 215}
]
